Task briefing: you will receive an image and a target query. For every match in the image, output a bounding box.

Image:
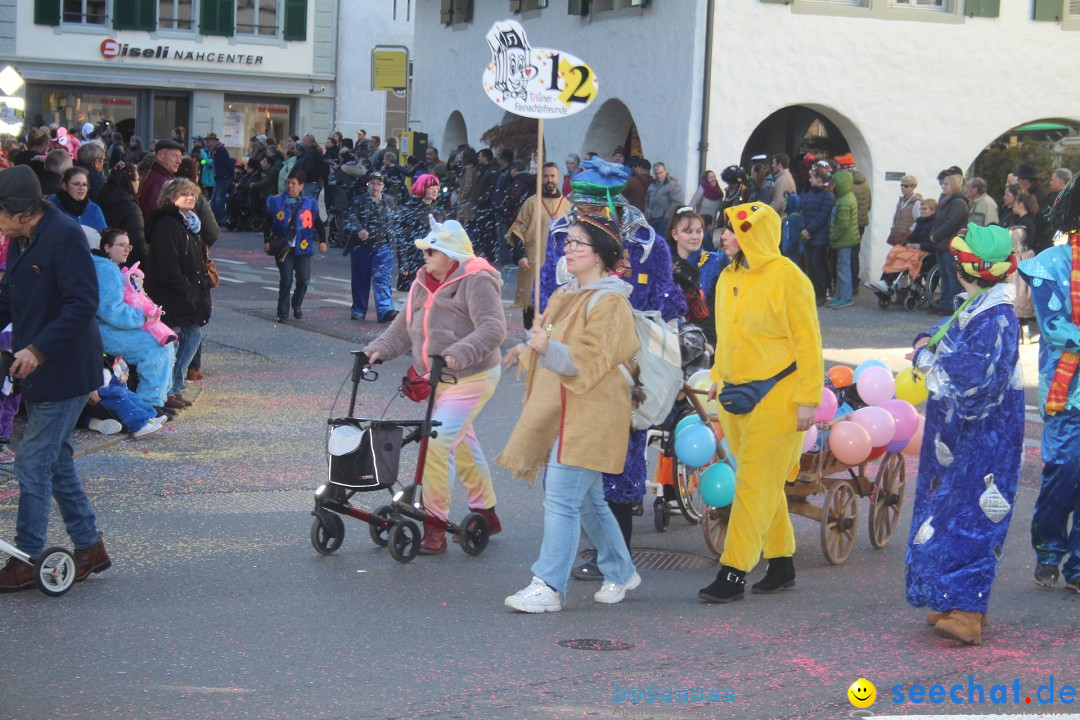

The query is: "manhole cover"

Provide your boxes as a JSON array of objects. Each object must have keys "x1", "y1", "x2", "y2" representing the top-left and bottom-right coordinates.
[
  {"x1": 557, "y1": 639, "x2": 634, "y2": 651},
  {"x1": 578, "y1": 547, "x2": 717, "y2": 571}
]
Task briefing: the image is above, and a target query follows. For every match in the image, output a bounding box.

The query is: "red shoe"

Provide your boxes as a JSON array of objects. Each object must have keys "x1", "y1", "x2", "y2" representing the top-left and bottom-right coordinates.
[
  {"x1": 0, "y1": 556, "x2": 35, "y2": 592},
  {"x1": 419, "y1": 525, "x2": 446, "y2": 555},
  {"x1": 470, "y1": 507, "x2": 502, "y2": 535},
  {"x1": 74, "y1": 535, "x2": 112, "y2": 582}
]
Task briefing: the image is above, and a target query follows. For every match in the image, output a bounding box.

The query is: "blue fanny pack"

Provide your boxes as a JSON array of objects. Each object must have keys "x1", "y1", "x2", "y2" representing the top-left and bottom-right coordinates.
[{"x1": 718, "y1": 362, "x2": 797, "y2": 415}]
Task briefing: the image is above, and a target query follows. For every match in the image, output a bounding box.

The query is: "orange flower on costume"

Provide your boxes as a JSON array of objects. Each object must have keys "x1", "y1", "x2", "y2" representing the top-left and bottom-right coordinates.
[
  {"x1": 275, "y1": 210, "x2": 285, "y2": 221},
  {"x1": 299, "y1": 210, "x2": 314, "y2": 229}
]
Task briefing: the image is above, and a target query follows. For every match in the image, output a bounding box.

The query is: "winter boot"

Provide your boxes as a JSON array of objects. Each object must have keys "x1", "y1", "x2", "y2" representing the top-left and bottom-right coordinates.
[
  {"x1": 698, "y1": 565, "x2": 746, "y2": 603},
  {"x1": 751, "y1": 556, "x2": 795, "y2": 594},
  {"x1": 927, "y1": 611, "x2": 988, "y2": 627},
  {"x1": 933, "y1": 610, "x2": 984, "y2": 646},
  {"x1": 419, "y1": 523, "x2": 446, "y2": 555}
]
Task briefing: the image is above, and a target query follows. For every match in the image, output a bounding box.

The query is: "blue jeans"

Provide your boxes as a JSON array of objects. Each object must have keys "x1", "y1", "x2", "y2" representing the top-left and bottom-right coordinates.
[
  {"x1": 277, "y1": 251, "x2": 311, "y2": 318},
  {"x1": 834, "y1": 246, "x2": 853, "y2": 302},
  {"x1": 531, "y1": 445, "x2": 636, "y2": 598},
  {"x1": 302, "y1": 181, "x2": 322, "y2": 203},
  {"x1": 14, "y1": 395, "x2": 99, "y2": 555},
  {"x1": 171, "y1": 324, "x2": 203, "y2": 396},
  {"x1": 350, "y1": 244, "x2": 395, "y2": 320},
  {"x1": 211, "y1": 181, "x2": 229, "y2": 223},
  {"x1": 935, "y1": 249, "x2": 960, "y2": 310}
]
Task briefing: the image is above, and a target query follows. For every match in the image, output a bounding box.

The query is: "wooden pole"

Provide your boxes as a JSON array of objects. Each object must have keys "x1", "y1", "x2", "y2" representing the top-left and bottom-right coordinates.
[{"x1": 533, "y1": 117, "x2": 544, "y2": 311}]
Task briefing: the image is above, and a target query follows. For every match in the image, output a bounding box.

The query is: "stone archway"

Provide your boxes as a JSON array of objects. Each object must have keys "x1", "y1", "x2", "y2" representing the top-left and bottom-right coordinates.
[
  {"x1": 969, "y1": 117, "x2": 1080, "y2": 202},
  {"x1": 443, "y1": 111, "x2": 468, "y2": 153},
  {"x1": 582, "y1": 98, "x2": 639, "y2": 160}
]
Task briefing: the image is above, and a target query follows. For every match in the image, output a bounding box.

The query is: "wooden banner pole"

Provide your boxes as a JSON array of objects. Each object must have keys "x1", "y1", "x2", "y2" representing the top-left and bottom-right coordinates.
[{"x1": 533, "y1": 117, "x2": 544, "y2": 312}]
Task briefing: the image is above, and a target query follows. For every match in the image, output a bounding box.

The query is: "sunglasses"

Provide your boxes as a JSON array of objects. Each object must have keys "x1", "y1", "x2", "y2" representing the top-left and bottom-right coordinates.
[{"x1": 423, "y1": 248, "x2": 438, "y2": 257}]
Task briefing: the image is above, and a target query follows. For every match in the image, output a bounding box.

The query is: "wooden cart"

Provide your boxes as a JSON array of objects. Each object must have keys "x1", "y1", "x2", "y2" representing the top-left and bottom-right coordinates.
[{"x1": 701, "y1": 444, "x2": 907, "y2": 565}]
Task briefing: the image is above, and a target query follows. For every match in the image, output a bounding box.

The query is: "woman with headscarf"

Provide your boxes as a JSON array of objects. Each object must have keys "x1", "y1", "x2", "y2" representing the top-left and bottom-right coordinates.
[{"x1": 904, "y1": 223, "x2": 1023, "y2": 646}]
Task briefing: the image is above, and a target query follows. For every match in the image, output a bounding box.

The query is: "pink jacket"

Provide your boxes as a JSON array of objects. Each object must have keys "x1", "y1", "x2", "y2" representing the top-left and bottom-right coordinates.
[{"x1": 365, "y1": 257, "x2": 505, "y2": 377}]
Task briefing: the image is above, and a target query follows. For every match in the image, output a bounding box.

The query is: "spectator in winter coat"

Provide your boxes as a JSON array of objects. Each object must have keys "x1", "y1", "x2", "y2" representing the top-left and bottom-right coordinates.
[
  {"x1": 928, "y1": 168, "x2": 971, "y2": 314},
  {"x1": 454, "y1": 147, "x2": 479, "y2": 225},
  {"x1": 174, "y1": 158, "x2": 220, "y2": 250},
  {"x1": 500, "y1": 161, "x2": 534, "y2": 230},
  {"x1": 139, "y1": 139, "x2": 183, "y2": 222},
  {"x1": 1037, "y1": 168, "x2": 1073, "y2": 251},
  {"x1": 850, "y1": 168, "x2": 872, "y2": 291},
  {"x1": 561, "y1": 153, "x2": 582, "y2": 197},
  {"x1": 888, "y1": 175, "x2": 922, "y2": 246},
  {"x1": 297, "y1": 134, "x2": 326, "y2": 202},
  {"x1": 96, "y1": 162, "x2": 147, "y2": 266},
  {"x1": 799, "y1": 166, "x2": 835, "y2": 305},
  {"x1": 965, "y1": 178, "x2": 999, "y2": 227},
  {"x1": 40, "y1": 149, "x2": 72, "y2": 197},
  {"x1": 827, "y1": 170, "x2": 860, "y2": 309},
  {"x1": 689, "y1": 169, "x2": 724, "y2": 222},
  {"x1": 49, "y1": 166, "x2": 107, "y2": 245},
  {"x1": 769, "y1": 154, "x2": 797, "y2": 214},
  {"x1": 205, "y1": 133, "x2": 234, "y2": 223},
  {"x1": 76, "y1": 142, "x2": 107, "y2": 202},
  {"x1": 623, "y1": 158, "x2": 653, "y2": 213},
  {"x1": 644, "y1": 162, "x2": 683, "y2": 237}
]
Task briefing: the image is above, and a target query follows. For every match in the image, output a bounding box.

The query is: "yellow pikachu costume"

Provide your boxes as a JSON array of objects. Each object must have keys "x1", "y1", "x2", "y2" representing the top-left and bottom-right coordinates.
[{"x1": 711, "y1": 203, "x2": 824, "y2": 577}]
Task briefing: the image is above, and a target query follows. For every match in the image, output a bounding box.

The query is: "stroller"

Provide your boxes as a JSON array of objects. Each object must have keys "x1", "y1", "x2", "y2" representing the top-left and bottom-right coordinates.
[
  {"x1": 224, "y1": 164, "x2": 266, "y2": 232},
  {"x1": 310, "y1": 352, "x2": 491, "y2": 563}
]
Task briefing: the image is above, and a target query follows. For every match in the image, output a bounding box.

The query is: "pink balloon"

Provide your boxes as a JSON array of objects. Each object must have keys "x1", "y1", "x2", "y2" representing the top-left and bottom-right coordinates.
[
  {"x1": 815, "y1": 388, "x2": 838, "y2": 423},
  {"x1": 902, "y1": 414, "x2": 926, "y2": 455},
  {"x1": 802, "y1": 425, "x2": 819, "y2": 453},
  {"x1": 829, "y1": 421, "x2": 873, "y2": 465},
  {"x1": 851, "y1": 406, "x2": 897, "y2": 447},
  {"x1": 879, "y1": 399, "x2": 919, "y2": 442},
  {"x1": 856, "y1": 365, "x2": 896, "y2": 406}
]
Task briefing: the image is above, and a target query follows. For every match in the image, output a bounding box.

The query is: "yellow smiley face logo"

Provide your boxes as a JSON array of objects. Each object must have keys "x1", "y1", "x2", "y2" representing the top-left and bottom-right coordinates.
[{"x1": 847, "y1": 678, "x2": 876, "y2": 708}]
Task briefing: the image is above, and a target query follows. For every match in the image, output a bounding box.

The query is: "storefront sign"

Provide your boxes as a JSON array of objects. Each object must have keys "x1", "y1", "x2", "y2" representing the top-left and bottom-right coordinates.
[{"x1": 99, "y1": 39, "x2": 264, "y2": 66}]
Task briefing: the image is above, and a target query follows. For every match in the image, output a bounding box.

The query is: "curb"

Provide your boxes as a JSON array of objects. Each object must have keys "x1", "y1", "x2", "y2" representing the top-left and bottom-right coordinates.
[{"x1": 71, "y1": 384, "x2": 203, "y2": 459}]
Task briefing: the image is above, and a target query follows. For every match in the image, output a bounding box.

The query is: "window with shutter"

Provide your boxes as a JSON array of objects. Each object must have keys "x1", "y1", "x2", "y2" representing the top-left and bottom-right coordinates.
[
  {"x1": 159, "y1": 0, "x2": 194, "y2": 30},
  {"x1": 62, "y1": 0, "x2": 107, "y2": 25},
  {"x1": 964, "y1": 0, "x2": 1000, "y2": 16},
  {"x1": 34, "y1": 0, "x2": 61, "y2": 25},
  {"x1": 199, "y1": 0, "x2": 234, "y2": 35},
  {"x1": 283, "y1": 0, "x2": 306, "y2": 39},
  {"x1": 440, "y1": 0, "x2": 473, "y2": 24},
  {"x1": 1032, "y1": 0, "x2": 1063, "y2": 21},
  {"x1": 115, "y1": 0, "x2": 157, "y2": 30}
]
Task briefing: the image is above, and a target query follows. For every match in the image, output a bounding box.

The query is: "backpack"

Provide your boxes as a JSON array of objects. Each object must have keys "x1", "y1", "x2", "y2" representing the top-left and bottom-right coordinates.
[{"x1": 586, "y1": 289, "x2": 683, "y2": 431}]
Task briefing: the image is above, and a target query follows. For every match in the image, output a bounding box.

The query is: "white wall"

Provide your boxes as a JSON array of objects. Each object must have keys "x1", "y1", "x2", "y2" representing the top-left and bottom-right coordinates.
[
  {"x1": 410, "y1": 2, "x2": 708, "y2": 192},
  {"x1": 334, "y1": 1, "x2": 413, "y2": 141}
]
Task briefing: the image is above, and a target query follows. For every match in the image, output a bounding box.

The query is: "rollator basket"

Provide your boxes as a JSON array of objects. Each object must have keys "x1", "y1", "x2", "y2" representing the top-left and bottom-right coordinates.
[{"x1": 327, "y1": 423, "x2": 403, "y2": 490}]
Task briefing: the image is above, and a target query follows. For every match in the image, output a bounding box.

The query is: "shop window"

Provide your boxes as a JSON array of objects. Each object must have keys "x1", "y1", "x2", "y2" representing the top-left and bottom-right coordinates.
[
  {"x1": 28, "y1": 87, "x2": 138, "y2": 139},
  {"x1": 223, "y1": 96, "x2": 292, "y2": 159},
  {"x1": 236, "y1": 0, "x2": 278, "y2": 36},
  {"x1": 159, "y1": 0, "x2": 194, "y2": 29},
  {"x1": 63, "y1": 0, "x2": 107, "y2": 25}
]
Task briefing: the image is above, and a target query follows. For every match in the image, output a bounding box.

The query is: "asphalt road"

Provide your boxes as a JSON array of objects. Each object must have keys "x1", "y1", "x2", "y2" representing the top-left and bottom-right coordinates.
[{"x1": 1, "y1": 231, "x2": 1076, "y2": 720}]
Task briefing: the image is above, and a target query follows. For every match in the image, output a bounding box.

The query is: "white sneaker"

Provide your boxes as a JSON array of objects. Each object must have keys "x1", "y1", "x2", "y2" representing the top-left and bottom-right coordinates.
[
  {"x1": 154, "y1": 415, "x2": 169, "y2": 425},
  {"x1": 505, "y1": 576, "x2": 562, "y2": 613},
  {"x1": 132, "y1": 420, "x2": 162, "y2": 439},
  {"x1": 594, "y1": 571, "x2": 642, "y2": 604},
  {"x1": 865, "y1": 279, "x2": 890, "y2": 295},
  {"x1": 88, "y1": 418, "x2": 123, "y2": 435}
]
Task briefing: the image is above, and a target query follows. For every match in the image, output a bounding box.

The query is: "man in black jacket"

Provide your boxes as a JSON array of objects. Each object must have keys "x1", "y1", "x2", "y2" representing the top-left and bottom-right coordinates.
[{"x1": 0, "y1": 166, "x2": 111, "y2": 591}]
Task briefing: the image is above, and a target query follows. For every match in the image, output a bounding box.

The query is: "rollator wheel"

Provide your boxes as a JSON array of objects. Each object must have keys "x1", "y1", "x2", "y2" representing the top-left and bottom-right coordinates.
[
  {"x1": 653, "y1": 498, "x2": 670, "y2": 533},
  {"x1": 310, "y1": 514, "x2": 345, "y2": 555},
  {"x1": 388, "y1": 520, "x2": 420, "y2": 563},
  {"x1": 368, "y1": 505, "x2": 394, "y2": 548},
  {"x1": 35, "y1": 547, "x2": 76, "y2": 597},
  {"x1": 459, "y1": 513, "x2": 489, "y2": 556}
]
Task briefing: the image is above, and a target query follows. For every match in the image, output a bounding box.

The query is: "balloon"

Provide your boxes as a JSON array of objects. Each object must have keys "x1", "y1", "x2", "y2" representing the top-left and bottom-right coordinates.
[
  {"x1": 719, "y1": 437, "x2": 737, "y2": 471},
  {"x1": 700, "y1": 462, "x2": 736, "y2": 508},
  {"x1": 814, "y1": 388, "x2": 838, "y2": 423},
  {"x1": 802, "y1": 425, "x2": 819, "y2": 453},
  {"x1": 852, "y1": 406, "x2": 897, "y2": 447},
  {"x1": 829, "y1": 421, "x2": 873, "y2": 465},
  {"x1": 878, "y1": 399, "x2": 919, "y2": 443},
  {"x1": 902, "y1": 414, "x2": 925, "y2": 455},
  {"x1": 895, "y1": 367, "x2": 930, "y2": 406},
  {"x1": 856, "y1": 366, "x2": 896, "y2": 406},
  {"x1": 827, "y1": 366, "x2": 854, "y2": 389},
  {"x1": 866, "y1": 445, "x2": 888, "y2": 461},
  {"x1": 675, "y1": 414, "x2": 704, "y2": 438},
  {"x1": 854, "y1": 359, "x2": 889, "y2": 381},
  {"x1": 885, "y1": 437, "x2": 908, "y2": 453},
  {"x1": 674, "y1": 423, "x2": 716, "y2": 468}
]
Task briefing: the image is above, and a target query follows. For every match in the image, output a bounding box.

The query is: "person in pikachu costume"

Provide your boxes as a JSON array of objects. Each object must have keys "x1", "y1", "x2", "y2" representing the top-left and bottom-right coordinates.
[{"x1": 698, "y1": 202, "x2": 824, "y2": 604}]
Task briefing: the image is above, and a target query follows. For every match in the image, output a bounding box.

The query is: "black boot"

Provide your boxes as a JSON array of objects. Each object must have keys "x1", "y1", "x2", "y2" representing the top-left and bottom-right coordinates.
[
  {"x1": 698, "y1": 565, "x2": 746, "y2": 603},
  {"x1": 751, "y1": 556, "x2": 796, "y2": 594}
]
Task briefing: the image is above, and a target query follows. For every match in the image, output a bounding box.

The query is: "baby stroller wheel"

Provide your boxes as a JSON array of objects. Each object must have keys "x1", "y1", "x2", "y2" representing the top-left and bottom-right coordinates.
[
  {"x1": 459, "y1": 512, "x2": 489, "y2": 556},
  {"x1": 368, "y1": 505, "x2": 395, "y2": 548},
  {"x1": 310, "y1": 514, "x2": 345, "y2": 555},
  {"x1": 35, "y1": 547, "x2": 76, "y2": 597},
  {"x1": 903, "y1": 294, "x2": 918, "y2": 311},
  {"x1": 388, "y1": 520, "x2": 420, "y2": 563},
  {"x1": 653, "y1": 497, "x2": 670, "y2": 533}
]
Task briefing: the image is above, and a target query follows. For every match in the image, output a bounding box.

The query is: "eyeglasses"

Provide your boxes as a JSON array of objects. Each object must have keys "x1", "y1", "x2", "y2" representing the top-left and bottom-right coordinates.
[
  {"x1": 563, "y1": 234, "x2": 594, "y2": 252},
  {"x1": 110, "y1": 243, "x2": 132, "y2": 250}
]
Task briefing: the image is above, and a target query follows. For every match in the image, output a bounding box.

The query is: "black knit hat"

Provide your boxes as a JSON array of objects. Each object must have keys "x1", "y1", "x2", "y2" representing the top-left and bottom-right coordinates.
[{"x1": 0, "y1": 165, "x2": 43, "y2": 213}]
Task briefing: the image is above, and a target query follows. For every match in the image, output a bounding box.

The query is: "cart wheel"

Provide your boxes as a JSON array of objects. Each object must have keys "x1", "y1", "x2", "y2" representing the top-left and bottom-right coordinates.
[
  {"x1": 388, "y1": 520, "x2": 420, "y2": 563},
  {"x1": 673, "y1": 460, "x2": 706, "y2": 524},
  {"x1": 368, "y1": 505, "x2": 395, "y2": 548},
  {"x1": 310, "y1": 514, "x2": 345, "y2": 555},
  {"x1": 702, "y1": 506, "x2": 730, "y2": 557},
  {"x1": 820, "y1": 480, "x2": 859, "y2": 565},
  {"x1": 35, "y1": 547, "x2": 75, "y2": 597},
  {"x1": 653, "y1": 498, "x2": 670, "y2": 533},
  {"x1": 903, "y1": 294, "x2": 918, "y2": 311},
  {"x1": 459, "y1": 512, "x2": 489, "y2": 556},
  {"x1": 868, "y1": 453, "x2": 907, "y2": 549},
  {"x1": 246, "y1": 213, "x2": 267, "y2": 233}
]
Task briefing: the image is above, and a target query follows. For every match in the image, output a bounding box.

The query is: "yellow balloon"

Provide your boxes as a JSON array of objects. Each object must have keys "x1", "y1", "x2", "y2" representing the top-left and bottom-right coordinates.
[{"x1": 894, "y1": 368, "x2": 929, "y2": 406}]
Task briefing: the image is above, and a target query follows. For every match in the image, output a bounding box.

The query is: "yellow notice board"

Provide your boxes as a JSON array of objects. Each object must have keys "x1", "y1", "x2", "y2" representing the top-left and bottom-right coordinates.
[{"x1": 373, "y1": 48, "x2": 408, "y2": 91}]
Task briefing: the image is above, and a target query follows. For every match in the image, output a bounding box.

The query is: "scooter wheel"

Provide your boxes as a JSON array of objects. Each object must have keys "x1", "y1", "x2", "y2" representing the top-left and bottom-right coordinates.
[
  {"x1": 35, "y1": 547, "x2": 76, "y2": 597},
  {"x1": 310, "y1": 514, "x2": 345, "y2": 555},
  {"x1": 368, "y1": 505, "x2": 394, "y2": 548},
  {"x1": 388, "y1": 520, "x2": 420, "y2": 563},
  {"x1": 459, "y1": 513, "x2": 489, "y2": 557}
]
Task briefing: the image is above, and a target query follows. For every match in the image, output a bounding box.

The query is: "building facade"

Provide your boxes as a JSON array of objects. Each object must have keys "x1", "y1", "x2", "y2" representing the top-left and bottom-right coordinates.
[
  {"x1": 410, "y1": 0, "x2": 1080, "y2": 274},
  {"x1": 2, "y1": 0, "x2": 338, "y2": 159}
]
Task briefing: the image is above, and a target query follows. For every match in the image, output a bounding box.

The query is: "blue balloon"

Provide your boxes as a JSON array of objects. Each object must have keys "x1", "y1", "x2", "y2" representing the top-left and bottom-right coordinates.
[
  {"x1": 719, "y1": 437, "x2": 737, "y2": 471},
  {"x1": 853, "y1": 359, "x2": 889, "y2": 382},
  {"x1": 700, "y1": 462, "x2": 736, "y2": 508},
  {"x1": 674, "y1": 423, "x2": 716, "y2": 468},
  {"x1": 674, "y1": 414, "x2": 704, "y2": 438}
]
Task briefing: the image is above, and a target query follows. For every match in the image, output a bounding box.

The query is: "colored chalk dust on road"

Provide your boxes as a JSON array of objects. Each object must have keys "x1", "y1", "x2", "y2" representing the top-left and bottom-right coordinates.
[{"x1": 868, "y1": 716, "x2": 1080, "y2": 719}]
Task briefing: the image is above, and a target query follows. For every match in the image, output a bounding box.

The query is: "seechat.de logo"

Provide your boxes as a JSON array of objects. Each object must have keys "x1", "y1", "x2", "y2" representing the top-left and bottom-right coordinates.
[{"x1": 100, "y1": 38, "x2": 121, "y2": 59}]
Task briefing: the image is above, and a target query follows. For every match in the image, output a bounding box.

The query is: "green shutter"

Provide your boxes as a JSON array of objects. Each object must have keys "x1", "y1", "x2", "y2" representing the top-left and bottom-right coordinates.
[
  {"x1": 200, "y1": 0, "x2": 234, "y2": 36},
  {"x1": 440, "y1": 0, "x2": 453, "y2": 23},
  {"x1": 760, "y1": 0, "x2": 790, "y2": 4},
  {"x1": 114, "y1": 0, "x2": 156, "y2": 30},
  {"x1": 964, "y1": 0, "x2": 1000, "y2": 16},
  {"x1": 34, "y1": 0, "x2": 60, "y2": 25},
  {"x1": 283, "y1": 0, "x2": 307, "y2": 40},
  {"x1": 568, "y1": 0, "x2": 590, "y2": 14},
  {"x1": 1032, "y1": 0, "x2": 1063, "y2": 20}
]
